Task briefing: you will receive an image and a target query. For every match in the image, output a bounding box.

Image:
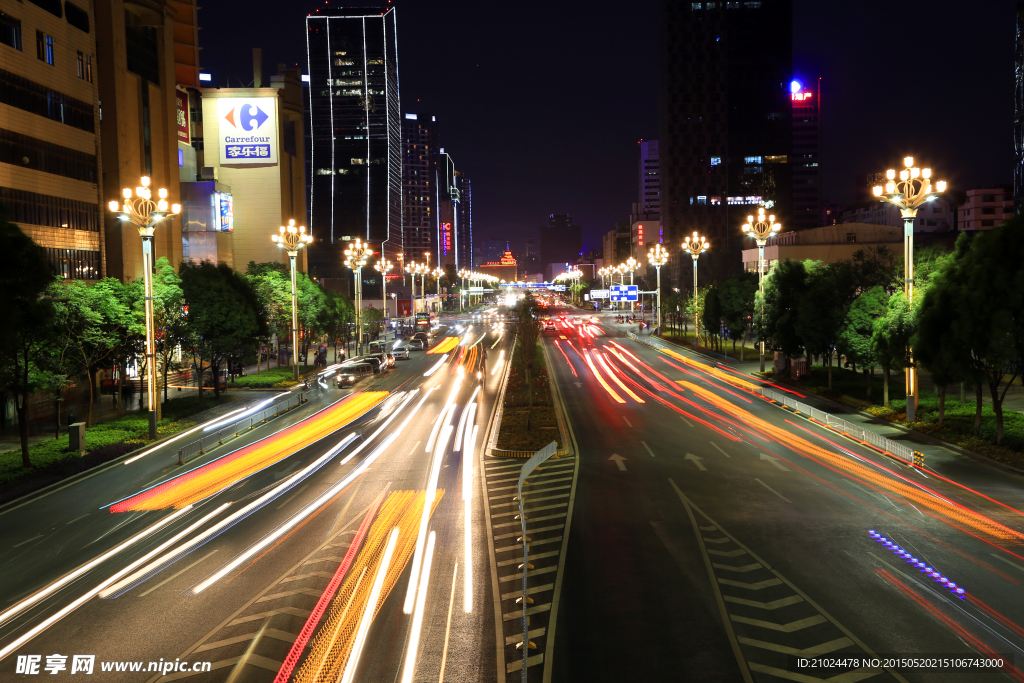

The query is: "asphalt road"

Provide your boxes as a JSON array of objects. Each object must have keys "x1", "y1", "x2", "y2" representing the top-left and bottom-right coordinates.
[
  {"x1": 0, "y1": 316, "x2": 508, "y2": 683},
  {"x1": 546, "y1": 308, "x2": 1024, "y2": 683}
]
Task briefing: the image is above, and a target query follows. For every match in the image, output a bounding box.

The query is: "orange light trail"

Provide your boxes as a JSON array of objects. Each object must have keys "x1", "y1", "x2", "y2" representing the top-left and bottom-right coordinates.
[
  {"x1": 110, "y1": 392, "x2": 388, "y2": 512},
  {"x1": 660, "y1": 357, "x2": 753, "y2": 403},
  {"x1": 584, "y1": 350, "x2": 625, "y2": 403},
  {"x1": 595, "y1": 352, "x2": 644, "y2": 403},
  {"x1": 715, "y1": 363, "x2": 807, "y2": 397},
  {"x1": 613, "y1": 370, "x2": 741, "y2": 441},
  {"x1": 429, "y1": 337, "x2": 460, "y2": 355}
]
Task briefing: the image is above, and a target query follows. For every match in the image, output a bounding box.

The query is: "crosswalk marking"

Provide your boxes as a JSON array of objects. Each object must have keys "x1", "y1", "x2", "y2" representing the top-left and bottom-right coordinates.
[
  {"x1": 731, "y1": 614, "x2": 827, "y2": 632},
  {"x1": 490, "y1": 504, "x2": 566, "y2": 519},
  {"x1": 497, "y1": 550, "x2": 560, "y2": 567},
  {"x1": 489, "y1": 492, "x2": 569, "y2": 509},
  {"x1": 487, "y1": 476, "x2": 572, "y2": 493},
  {"x1": 708, "y1": 548, "x2": 747, "y2": 557},
  {"x1": 489, "y1": 484, "x2": 571, "y2": 500},
  {"x1": 738, "y1": 636, "x2": 853, "y2": 657},
  {"x1": 193, "y1": 629, "x2": 298, "y2": 653}
]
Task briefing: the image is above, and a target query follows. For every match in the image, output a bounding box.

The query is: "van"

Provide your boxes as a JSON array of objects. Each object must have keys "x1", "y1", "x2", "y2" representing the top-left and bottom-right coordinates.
[{"x1": 337, "y1": 361, "x2": 374, "y2": 385}]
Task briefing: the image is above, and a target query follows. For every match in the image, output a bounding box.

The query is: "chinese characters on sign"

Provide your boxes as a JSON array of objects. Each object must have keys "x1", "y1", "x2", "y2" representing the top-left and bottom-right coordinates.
[{"x1": 441, "y1": 222, "x2": 452, "y2": 255}]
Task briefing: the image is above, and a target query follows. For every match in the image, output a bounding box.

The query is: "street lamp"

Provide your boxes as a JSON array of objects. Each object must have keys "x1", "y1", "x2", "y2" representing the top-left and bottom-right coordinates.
[
  {"x1": 743, "y1": 207, "x2": 782, "y2": 372},
  {"x1": 432, "y1": 267, "x2": 444, "y2": 312},
  {"x1": 108, "y1": 177, "x2": 181, "y2": 438},
  {"x1": 375, "y1": 257, "x2": 393, "y2": 323},
  {"x1": 271, "y1": 219, "x2": 314, "y2": 382},
  {"x1": 344, "y1": 238, "x2": 374, "y2": 352},
  {"x1": 682, "y1": 231, "x2": 710, "y2": 348},
  {"x1": 648, "y1": 243, "x2": 668, "y2": 334},
  {"x1": 873, "y1": 156, "x2": 946, "y2": 423}
]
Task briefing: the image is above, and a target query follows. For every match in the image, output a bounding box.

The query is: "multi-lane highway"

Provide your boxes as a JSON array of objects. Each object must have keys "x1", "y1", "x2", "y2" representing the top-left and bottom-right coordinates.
[
  {"x1": 0, "y1": 318, "x2": 507, "y2": 683},
  {"x1": 544, "y1": 308, "x2": 1024, "y2": 683}
]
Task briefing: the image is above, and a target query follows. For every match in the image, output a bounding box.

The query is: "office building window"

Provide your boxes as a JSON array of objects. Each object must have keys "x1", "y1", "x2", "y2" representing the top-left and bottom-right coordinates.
[
  {"x1": 37, "y1": 31, "x2": 54, "y2": 65},
  {"x1": 45, "y1": 248, "x2": 100, "y2": 280},
  {"x1": 85, "y1": 54, "x2": 92, "y2": 82},
  {"x1": 64, "y1": 1, "x2": 90, "y2": 33},
  {"x1": 76, "y1": 51, "x2": 84, "y2": 78},
  {"x1": 0, "y1": 69, "x2": 95, "y2": 131},
  {"x1": 0, "y1": 13, "x2": 21, "y2": 51},
  {"x1": 0, "y1": 187, "x2": 101, "y2": 232},
  {"x1": 0, "y1": 128, "x2": 98, "y2": 182},
  {"x1": 124, "y1": 10, "x2": 159, "y2": 83}
]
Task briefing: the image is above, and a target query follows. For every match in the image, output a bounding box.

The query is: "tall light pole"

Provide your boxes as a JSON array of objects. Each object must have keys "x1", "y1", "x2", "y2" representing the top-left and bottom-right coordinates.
[
  {"x1": 873, "y1": 157, "x2": 946, "y2": 423},
  {"x1": 109, "y1": 176, "x2": 180, "y2": 438},
  {"x1": 375, "y1": 257, "x2": 393, "y2": 322},
  {"x1": 742, "y1": 207, "x2": 782, "y2": 372},
  {"x1": 458, "y1": 269, "x2": 468, "y2": 311},
  {"x1": 405, "y1": 262, "x2": 420, "y2": 315},
  {"x1": 598, "y1": 266, "x2": 607, "y2": 291},
  {"x1": 648, "y1": 243, "x2": 668, "y2": 334},
  {"x1": 616, "y1": 263, "x2": 628, "y2": 311},
  {"x1": 432, "y1": 267, "x2": 444, "y2": 312},
  {"x1": 271, "y1": 219, "x2": 314, "y2": 382},
  {"x1": 682, "y1": 231, "x2": 710, "y2": 348},
  {"x1": 344, "y1": 238, "x2": 374, "y2": 352}
]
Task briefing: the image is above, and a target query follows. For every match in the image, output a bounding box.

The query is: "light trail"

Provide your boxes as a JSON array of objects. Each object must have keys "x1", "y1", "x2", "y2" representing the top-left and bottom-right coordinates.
[
  {"x1": 595, "y1": 351, "x2": 645, "y2": 403},
  {"x1": 340, "y1": 390, "x2": 423, "y2": 465},
  {"x1": 552, "y1": 340, "x2": 577, "y2": 378},
  {"x1": 203, "y1": 395, "x2": 284, "y2": 431},
  {"x1": 659, "y1": 357, "x2": 753, "y2": 403},
  {"x1": 491, "y1": 348, "x2": 505, "y2": 376},
  {"x1": 124, "y1": 411, "x2": 244, "y2": 465},
  {"x1": 340, "y1": 527, "x2": 400, "y2": 683},
  {"x1": 584, "y1": 350, "x2": 625, "y2": 403},
  {"x1": 464, "y1": 424, "x2": 478, "y2": 612},
  {"x1": 400, "y1": 531, "x2": 436, "y2": 683},
  {"x1": 404, "y1": 422, "x2": 451, "y2": 613},
  {"x1": 0, "y1": 505, "x2": 194, "y2": 630},
  {"x1": 423, "y1": 354, "x2": 449, "y2": 377},
  {"x1": 429, "y1": 337, "x2": 461, "y2": 355}
]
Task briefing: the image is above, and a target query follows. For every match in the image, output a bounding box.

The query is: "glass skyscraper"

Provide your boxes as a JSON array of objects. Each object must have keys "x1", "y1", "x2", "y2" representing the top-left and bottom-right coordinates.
[{"x1": 306, "y1": 3, "x2": 401, "y2": 279}]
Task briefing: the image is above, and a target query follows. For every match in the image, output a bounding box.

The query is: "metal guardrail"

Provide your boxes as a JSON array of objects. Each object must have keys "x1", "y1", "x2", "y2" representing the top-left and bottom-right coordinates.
[
  {"x1": 176, "y1": 382, "x2": 324, "y2": 466},
  {"x1": 626, "y1": 332, "x2": 917, "y2": 464}
]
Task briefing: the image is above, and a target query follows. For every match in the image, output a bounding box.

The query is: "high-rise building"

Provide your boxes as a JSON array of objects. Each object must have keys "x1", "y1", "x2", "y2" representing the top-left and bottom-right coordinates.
[
  {"x1": 456, "y1": 173, "x2": 472, "y2": 268},
  {"x1": 482, "y1": 239, "x2": 505, "y2": 264},
  {"x1": 401, "y1": 112, "x2": 439, "y2": 264},
  {"x1": 659, "y1": 0, "x2": 793, "y2": 283},
  {"x1": 435, "y1": 151, "x2": 459, "y2": 268},
  {"x1": 524, "y1": 237, "x2": 541, "y2": 275},
  {"x1": 639, "y1": 139, "x2": 660, "y2": 215},
  {"x1": 790, "y1": 78, "x2": 820, "y2": 230},
  {"x1": 1, "y1": 0, "x2": 104, "y2": 280},
  {"x1": 305, "y1": 3, "x2": 401, "y2": 279},
  {"x1": 540, "y1": 213, "x2": 581, "y2": 272}
]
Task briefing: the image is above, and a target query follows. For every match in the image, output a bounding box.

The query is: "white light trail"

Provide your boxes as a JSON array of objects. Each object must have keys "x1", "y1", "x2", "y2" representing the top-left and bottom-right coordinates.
[
  {"x1": 340, "y1": 390, "x2": 421, "y2": 465},
  {"x1": 340, "y1": 527, "x2": 399, "y2": 683},
  {"x1": 203, "y1": 395, "x2": 284, "y2": 432},
  {"x1": 399, "y1": 531, "x2": 436, "y2": 683},
  {"x1": 423, "y1": 354, "x2": 449, "y2": 377},
  {"x1": 0, "y1": 505, "x2": 194, "y2": 629},
  {"x1": 491, "y1": 349, "x2": 505, "y2": 376},
  {"x1": 404, "y1": 423, "x2": 451, "y2": 614},
  {"x1": 464, "y1": 424, "x2": 478, "y2": 612}
]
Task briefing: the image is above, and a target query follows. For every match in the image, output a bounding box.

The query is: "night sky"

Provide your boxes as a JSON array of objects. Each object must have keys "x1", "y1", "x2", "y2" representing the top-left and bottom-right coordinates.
[{"x1": 198, "y1": 1, "x2": 1014, "y2": 257}]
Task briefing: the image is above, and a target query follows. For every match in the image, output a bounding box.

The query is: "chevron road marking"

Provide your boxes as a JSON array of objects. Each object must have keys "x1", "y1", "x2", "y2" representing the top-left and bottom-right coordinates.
[{"x1": 730, "y1": 614, "x2": 827, "y2": 632}]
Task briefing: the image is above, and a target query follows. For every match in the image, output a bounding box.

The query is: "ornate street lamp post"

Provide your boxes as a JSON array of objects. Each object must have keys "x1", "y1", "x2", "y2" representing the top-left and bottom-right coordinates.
[
  {"x1": 108, "y1": 176, "x2": 180, "y2": 438},
  {"x1": 375, "y1": 257, "x2": 393, "y2": 323},
  {"x1": 873, "y1": 157, "x2": 946, "y2": 422},
  {"x1": 344, "y1": 238, "x2": 374, "y2": 353},
  {"x1": 743, "y1": 207, "x2": 782, "y2": 372},
  {"x1": 432, "y1": 267, "x2": 444, "y2": 312},
  {"x1": 681, "y1": 231, "x2": 710, "y2": 348},
  {"x1": 271, "y1": 219, "x2": 313, "y2": 382},
  {"x1": 648, "y1": 243, "x2": 668, "y2": 334}
]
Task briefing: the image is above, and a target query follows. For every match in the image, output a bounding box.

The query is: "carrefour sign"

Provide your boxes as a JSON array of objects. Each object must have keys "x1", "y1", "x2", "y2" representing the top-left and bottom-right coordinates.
[{"x1": 217, "y1": 97, "x2": 277, "y2": 166}]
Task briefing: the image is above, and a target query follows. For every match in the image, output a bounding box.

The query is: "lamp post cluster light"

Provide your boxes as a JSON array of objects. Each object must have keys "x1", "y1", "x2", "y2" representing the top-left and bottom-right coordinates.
[
  {"x1": 742, "y1": 207, "x2": 781, "y2": 372},
  {"x1": 271, "y1": 219, "x2": 313, "y2": 382},
  {"x1": 375, "y1": 258, "x2": 393, "y2": 320},
  {"x1": 554, "y1": 267, "x2": 583, "y2": 304},
  {"x1": 599, "y1": 259, "x2": 642, "y2": 310},
  {"x1": 873, "y1": 156, "x2": 946, "y2": 423},
  {"x1": 405, "y1": 261, "x2": 427, "y2": 314},
  {"x1": 648, "y1": 243, "x2": 668, "y2": 332},
  {"x1": 682, "y1": 231, "x2": 710, "y2": 347},
  {"x1": 108, "y1": 176, "x2": 180, "y2": 438},
  {"x1": 344, "y1": 238, "x2": 374, "y2": 351}
]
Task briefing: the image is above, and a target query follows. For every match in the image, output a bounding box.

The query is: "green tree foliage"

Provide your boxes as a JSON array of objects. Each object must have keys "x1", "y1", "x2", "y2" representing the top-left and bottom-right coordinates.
[
  {"x1": 871, "y1": 291, "x2": 914, "y2": 408},
  {"x1": 836, "y1": 286, "x2": 889, "y2": 398},
  {"x1": 152, "y1": 258, "x2": 187, "y2": 404},
  {"x1": 180, "y1": 261, "x2": 263, "y2": 404},
  {"x1": 0, "y1": 209, "x2": 55, "y2": 466},
  {"x1": 718, "y1": 272, "x2": 757, "y2": 358},
  {"x1": 915, "y1": 224, "x2": 1024, "y2": 444},
  {"x1": 513, "y1": 292, "x2": 541, "y2": 406},
  {"x1": 701, "y1": 285, "x2": 722, "y2": 351},
  {"x1": 762, "y1": 259, "x2": 811, "y2": 366},
  {"x1": 795, "y1": 262, "x2": 854, "y2": 389}
]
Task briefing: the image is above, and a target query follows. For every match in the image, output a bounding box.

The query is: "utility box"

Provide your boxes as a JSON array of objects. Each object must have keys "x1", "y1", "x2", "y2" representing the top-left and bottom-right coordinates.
[
  {"x1": 790, "y1": 357, "x2": 809, "y2": 380},
  {"x1": 69, "y1": 422, "x2": 86, "y2": 455}
]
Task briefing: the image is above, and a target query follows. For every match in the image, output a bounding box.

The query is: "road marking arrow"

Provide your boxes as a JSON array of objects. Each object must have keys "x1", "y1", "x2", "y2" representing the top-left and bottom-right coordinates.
[
  {"x1": 574, "y1": 382, "x2": 582, "y2": 388},
  {"x1": 609, "y1": 454, "x2": 627, "y2": 471},
  {"x1": 685, "y1": 453, "x2": 706, "y2": 471},
  {"x1": 759, "y1": 454, "x2": 789, "y2": 471}
]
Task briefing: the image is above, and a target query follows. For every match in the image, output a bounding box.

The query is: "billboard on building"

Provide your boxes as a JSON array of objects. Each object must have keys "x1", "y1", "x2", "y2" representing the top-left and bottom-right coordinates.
[
  {"x1": 217, "y1": 97, "x2": 277, "y2": 166},
  {"x1": 217, "y1": 192, "x2": 234, "y2": 232},
  {"x1": 176, "y1": 90, "x2": 190, "y2": 144}
]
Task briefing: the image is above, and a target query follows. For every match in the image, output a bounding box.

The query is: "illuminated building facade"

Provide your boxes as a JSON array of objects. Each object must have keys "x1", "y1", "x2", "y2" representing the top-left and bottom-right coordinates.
[
  {"x1": 639, "y1": 139, "x2": 660, "y2": 215},
  {"x1": 456, "y1": 173, "x2": 472, "y2": 268},
  {"x1": 479, "y1": 249, "x2": 517, "y2": 282},
  {"x1": 790, "y1": 79, "x2": 820, "y2": 230},
  {"x1": 659, "y1": 0, "x2": 793, "y2": 283},
  {"x1": 305, "y1": 3, "x2": 401, "y2": 279},
  {"x1": 401, "y1": 112, "x2": 439, "y2": 260}
]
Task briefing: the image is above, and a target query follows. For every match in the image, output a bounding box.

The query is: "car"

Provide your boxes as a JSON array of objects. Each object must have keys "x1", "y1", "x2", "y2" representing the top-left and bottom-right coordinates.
[
  {"x1": 392, "y1": 346, "x2": 410, "y2": 360},
  {"x1": 336, "y1": 361, "x2": 374, "y2": 385},
  {"x1": 408, "y1": 338, "x2": 426, "y2": 351},
  {"x1": 367, "y1": 352, "x2": 394, "y2": 370}
]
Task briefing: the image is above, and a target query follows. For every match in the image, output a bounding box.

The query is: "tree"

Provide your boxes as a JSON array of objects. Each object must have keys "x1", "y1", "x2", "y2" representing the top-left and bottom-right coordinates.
[
  {"x1": 0, "y1": 209, "x2": 55, "y2": 466},
  {"x1": 762, "y1": 259, "x2": 811, "y2": 368},
  {"x1": 180, "y1": 261, "x2": 262, "y2": 404},
  {"x1": 796, "y1": 263, "x2": 855, "y2": 389},
  {"x1": 513, "y1": 292, "x2": 540, "y2": 406},
  {"x1": 702, "y1": 286, "x2": 722, "y2": 351},
  {"x1": 871, "y1": 291, "x2": 914, "y2": 409},
  {"x1": 719, "y1": 272, "x2": 757, "y2": 359},
  {"x1": 151, "y1": 258, "x2": 188, "y2": 404},
  {"x1": 837, "y1": 286, "x2": 889, "y2": 398}
]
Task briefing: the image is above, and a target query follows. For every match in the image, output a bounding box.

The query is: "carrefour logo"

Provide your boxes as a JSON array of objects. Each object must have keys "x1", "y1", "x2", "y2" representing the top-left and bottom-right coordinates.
[{"x1": 223, "y1": 103, "x2": 269, "y2": 131}]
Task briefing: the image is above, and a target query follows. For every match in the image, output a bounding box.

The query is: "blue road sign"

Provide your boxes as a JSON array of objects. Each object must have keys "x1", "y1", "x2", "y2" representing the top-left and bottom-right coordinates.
[{"x1": 610, "y1": 285, "x2": 638, "y2": 302}]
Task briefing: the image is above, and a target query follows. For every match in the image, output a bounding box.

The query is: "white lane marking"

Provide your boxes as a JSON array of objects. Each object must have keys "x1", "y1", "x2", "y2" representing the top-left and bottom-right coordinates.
[
  {"x1": 641, "y1": 441, "x2": 655, "y2": 458},
  {"x1": 438, "y1": 562, "x2": 458, "y2": 683},
  {"x1": 710, "y1": 442, "x2": 731, "y2": 458},
  {"x1": 679, "y1": 416, "x2": 694, "y2": 428},
  {"x1": 12, "y1": 535, "x2": 44, "y2": 548},
  {"x1": 990, "y1": 553, "x2": 1024, "y2": 574},
  {"x1": 609, "y1": 454, "x2": 627, "y2": 471},
  {"x1": 759, "y1": 454, "x2": 789, "y2": 471},
  {"x1": 623, "y1": 416, "x2": 633, "y2": 427},
  {"x1": 65, "y1": 514, "x2": 89, "y2": 525},
  {"x1": 685, "y1": 453, "x2": 706, "y2": 471},
  {"x1": 409, "y1": 440, "x2": 421, "y2": 456},
  {"x1": 754, "y1": 478, "x2": 792, "y2": 504},
  {"x1": 139, "y1": 550, "x2": 220, "y2": 597},
  {"x1": 274, "y1": 484, "x2": 309, "y2": 510}
]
